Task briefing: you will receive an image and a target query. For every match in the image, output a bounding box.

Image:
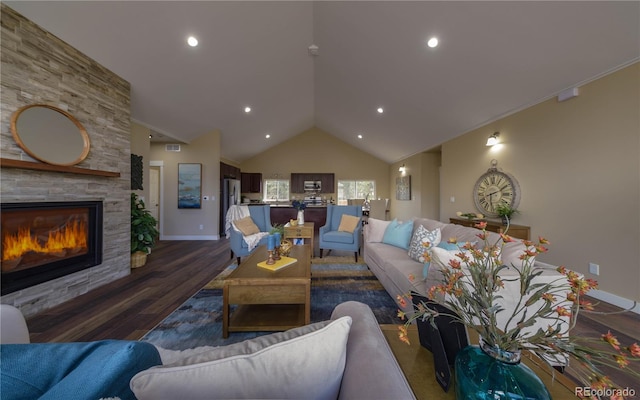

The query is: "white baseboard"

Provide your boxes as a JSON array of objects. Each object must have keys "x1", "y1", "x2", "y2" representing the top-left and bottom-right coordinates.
[
  {"x1": 532, "y1": 261, "x2": 639, "y2": 314},
  {"x1": 160, "y1": 235, "x2": 220, "y2": 241},
  {"x1": 587, "y1": 289, "x2": 640, "y2": 314}
]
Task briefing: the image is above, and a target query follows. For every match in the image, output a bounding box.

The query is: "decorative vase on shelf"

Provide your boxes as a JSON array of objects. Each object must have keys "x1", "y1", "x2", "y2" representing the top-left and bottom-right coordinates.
[
  {"x1": 297, "y1": 210, "x2": 305, "y2": 225},
  {"x1": 455, "y1": 338, "x2": 551, "y2": 400}
]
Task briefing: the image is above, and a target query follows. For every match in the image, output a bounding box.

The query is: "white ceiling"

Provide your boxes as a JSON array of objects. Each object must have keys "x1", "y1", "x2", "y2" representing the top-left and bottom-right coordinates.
[{"x1": 6, "y1": 1, "x2": 639, "y2": 164}]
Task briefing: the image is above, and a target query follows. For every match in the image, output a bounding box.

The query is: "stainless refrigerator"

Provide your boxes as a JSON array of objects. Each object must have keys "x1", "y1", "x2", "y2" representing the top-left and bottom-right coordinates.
[{"x1": 221, "y1": 179, "x2": 241, "y2": 234}]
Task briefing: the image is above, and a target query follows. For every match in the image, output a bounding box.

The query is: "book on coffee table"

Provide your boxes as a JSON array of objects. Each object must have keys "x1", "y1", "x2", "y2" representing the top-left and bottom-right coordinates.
[{"x1": 257, "y1": 256, "x2": 298, "y2": 271}]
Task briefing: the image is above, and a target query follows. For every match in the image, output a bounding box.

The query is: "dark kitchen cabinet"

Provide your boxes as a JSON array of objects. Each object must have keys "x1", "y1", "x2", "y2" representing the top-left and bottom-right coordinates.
[
  {"x1": 290, "y1": 173, "x2": 335, "y2": 193},
  {"x1": 319, "y1": 174, "x2": 334, "y2": 193},
  {"x1": 241, "y1": 172, "x2": 262, "y2": 193},
  {"x1": 220, "y1": 162, "x2": 240, "y2": 179},
  {"x1": 290, "y1": 173, "x2": 305, "y2": 193}
]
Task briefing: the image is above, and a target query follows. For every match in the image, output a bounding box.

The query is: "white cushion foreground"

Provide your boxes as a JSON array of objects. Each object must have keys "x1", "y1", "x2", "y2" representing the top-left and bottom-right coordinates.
[{"x1": 131, "y1": 317, "x2": 352, "y2": 400}]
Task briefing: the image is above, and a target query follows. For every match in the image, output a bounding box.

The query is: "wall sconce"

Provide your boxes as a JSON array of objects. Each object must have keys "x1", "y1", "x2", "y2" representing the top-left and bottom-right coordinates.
[
  {"x1": 398, "y1": 164, "x2": 406, "y2": 173},
  {"x1": 486, "y1": 132, "x2": 500, "y2": 146}
]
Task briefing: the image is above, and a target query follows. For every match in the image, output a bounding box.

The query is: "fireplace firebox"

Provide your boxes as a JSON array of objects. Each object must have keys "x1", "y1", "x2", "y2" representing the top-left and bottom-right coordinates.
[{"x1": 1, "y1": 201, "x2": 103, "y2": 295}]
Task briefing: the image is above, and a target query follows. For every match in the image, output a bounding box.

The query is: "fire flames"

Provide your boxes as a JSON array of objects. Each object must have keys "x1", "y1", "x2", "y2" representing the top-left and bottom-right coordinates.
[{"x1": 2, "y1": 219, "x2": 87, "y2": 261}]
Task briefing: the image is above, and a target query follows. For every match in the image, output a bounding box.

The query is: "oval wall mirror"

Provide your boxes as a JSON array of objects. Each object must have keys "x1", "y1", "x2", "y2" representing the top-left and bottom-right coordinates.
[{"x1": 10, "y1": 104, "x2": 90, "y2": 166}]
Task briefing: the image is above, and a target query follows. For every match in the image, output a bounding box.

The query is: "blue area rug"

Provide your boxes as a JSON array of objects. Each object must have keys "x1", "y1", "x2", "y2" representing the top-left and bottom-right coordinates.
[{"x1": 140, "y1": 262, "x2": 401, "y2": 350}]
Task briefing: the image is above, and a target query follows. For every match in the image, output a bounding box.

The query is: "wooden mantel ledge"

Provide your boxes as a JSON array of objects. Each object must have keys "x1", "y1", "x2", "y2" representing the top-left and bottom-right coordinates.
[{"x1": 1, "y1": 158, "x2": 121, "y2": 177}]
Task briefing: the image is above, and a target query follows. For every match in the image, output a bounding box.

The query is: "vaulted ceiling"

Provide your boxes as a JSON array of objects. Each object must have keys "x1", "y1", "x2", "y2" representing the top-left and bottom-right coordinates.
[{"x1": 6, "y1": 1, "x2": 639, "y2": 164}]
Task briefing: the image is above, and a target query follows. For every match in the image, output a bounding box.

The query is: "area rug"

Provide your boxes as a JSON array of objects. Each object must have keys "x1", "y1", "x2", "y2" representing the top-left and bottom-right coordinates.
[{"x1": 140, "y1": 261, "x2": 401, "y2": 350}]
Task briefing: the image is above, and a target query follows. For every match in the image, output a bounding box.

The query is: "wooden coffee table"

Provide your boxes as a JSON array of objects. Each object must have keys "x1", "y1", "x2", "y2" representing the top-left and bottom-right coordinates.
[{"x1": 222, "y1": 244, "x2": 311, "y2": 338}]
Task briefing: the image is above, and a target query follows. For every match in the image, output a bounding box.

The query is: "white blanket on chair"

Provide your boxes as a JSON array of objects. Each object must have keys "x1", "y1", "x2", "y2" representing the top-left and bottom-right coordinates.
[
  {"x1": 226, "y1": 205, "x2": 268, "y2": 252},
  {"x1": 225, "y1": 205, "x2": 249, "y2": 239},
  {"x1": 241, "y1": 231, "x2": 269, "y2": 252}
]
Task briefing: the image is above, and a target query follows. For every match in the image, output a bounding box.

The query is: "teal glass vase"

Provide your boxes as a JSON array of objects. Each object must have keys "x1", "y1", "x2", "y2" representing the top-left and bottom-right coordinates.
[{"x1": 455, "y1": 338, "x2": 551, "y2": 400}]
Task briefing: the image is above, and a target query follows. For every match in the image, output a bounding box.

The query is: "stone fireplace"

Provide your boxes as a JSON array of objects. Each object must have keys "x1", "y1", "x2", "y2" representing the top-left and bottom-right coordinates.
[
  {"x1": 1, "y1": 5, "x2": 132, "y2": 317},
  {"x1": 1, "y1": 201, "x2": 104, "y2": 295}
]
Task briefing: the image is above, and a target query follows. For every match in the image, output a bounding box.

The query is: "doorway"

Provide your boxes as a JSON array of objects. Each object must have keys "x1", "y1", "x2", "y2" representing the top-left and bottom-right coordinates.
[{"x1": 149, "y1": 163, "x2": 163, "y2": 237}]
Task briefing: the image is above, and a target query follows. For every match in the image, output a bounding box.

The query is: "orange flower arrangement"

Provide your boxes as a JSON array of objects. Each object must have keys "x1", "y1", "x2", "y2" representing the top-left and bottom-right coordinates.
[{"x1": 398, "y1": 221, "x2": 639, "y2": 397}]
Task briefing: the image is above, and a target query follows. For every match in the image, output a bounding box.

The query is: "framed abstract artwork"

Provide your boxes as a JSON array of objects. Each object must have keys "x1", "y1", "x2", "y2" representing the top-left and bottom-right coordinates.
[
  {"x1": 396, "y1": 175, "x2": 411, "y2": 201},
  {"x1": 178, "y1": 163, "x2": 202, "y2": 209}
]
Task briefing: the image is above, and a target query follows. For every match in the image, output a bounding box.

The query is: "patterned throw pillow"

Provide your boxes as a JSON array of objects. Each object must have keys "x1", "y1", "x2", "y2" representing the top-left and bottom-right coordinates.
[{"x1": 408, "y1": 225, "x2": 441, "y2": 262}]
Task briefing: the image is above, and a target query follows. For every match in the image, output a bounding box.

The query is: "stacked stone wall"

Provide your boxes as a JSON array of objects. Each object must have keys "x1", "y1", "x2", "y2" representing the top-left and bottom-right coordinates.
[{"x1": 0, "y1": 4, "x2": 131, "y2": 317}]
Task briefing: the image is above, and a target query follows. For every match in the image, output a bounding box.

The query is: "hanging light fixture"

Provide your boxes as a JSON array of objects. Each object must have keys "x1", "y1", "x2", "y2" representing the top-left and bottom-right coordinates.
[
  {"x1": 398, "y1": 164, "x2": 406, "y2": 173},
  {"x1": 486, "y1": 132, "x2": 500, "y2": 146}
]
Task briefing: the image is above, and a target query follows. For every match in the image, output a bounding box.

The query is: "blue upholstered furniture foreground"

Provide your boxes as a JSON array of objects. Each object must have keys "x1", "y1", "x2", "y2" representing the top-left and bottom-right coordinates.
[
  {"x1": 1, "y1": 340, "x2": 161, "y2": 400},
  {"x1": 228, "y1": 204, "x2": 273, "y2": 264},
  {"x1": 319, "y1": 204, "x2": 363, "y2": 262}
]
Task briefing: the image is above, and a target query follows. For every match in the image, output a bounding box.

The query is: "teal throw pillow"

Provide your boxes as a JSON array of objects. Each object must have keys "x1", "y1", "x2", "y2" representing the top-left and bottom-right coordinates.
[
  {"x1": 423, "y1": 261, "x2": 431, "y2": 280},
  {"x1": 437, "y1": 241, "x2": 459, "y2": 251},
  {"x1": 382, "y1": 219, "x2": 414, "y2": 250}
]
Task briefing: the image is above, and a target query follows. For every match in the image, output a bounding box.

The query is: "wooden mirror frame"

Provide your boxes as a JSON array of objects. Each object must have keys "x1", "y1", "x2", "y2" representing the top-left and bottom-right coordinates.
[{"x1": 10, "y1": 104, "x2": 90, "y2": 166}]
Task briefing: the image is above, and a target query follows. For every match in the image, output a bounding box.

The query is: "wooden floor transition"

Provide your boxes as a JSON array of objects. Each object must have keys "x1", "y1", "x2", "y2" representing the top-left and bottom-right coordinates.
[{"x1": 24, "y1": 239, "x2": 639, "y2": 388}]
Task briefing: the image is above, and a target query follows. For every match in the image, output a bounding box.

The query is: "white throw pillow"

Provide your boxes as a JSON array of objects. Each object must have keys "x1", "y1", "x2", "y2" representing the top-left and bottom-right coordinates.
[
  {"x1": 407, "y1": 225, "x2": 441, "y2": 262},
  {"x1": 131, "y1": 317, "x2": 352, "y2": 400},
  {"x1": 365, "y1": 218, "x2": 391, "y2": 243},
  {"x1": 430, "y1": 246, "x2": 472, "y2": 270}
]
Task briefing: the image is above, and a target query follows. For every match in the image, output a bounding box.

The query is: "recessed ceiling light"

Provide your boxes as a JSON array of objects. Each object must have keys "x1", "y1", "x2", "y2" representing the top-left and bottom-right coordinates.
[
  {"x1": 377, "y1": 107, "x2": 384, "y2": 114},
  {"x1": 265, "y1": 134, "x2": 271, "y2": 139},
  {"x1": 187, "y1": 36, "x2": 199, "y2": 47},
  {"x1": 244, "y1": 106, "x2": 251, "y2": 113},
  {"x1": 357, "y1": 134, "x2": 363, "y2": 139},
  {"x1": 427, "y1": 37, "x2": 438, "y2": 48}
]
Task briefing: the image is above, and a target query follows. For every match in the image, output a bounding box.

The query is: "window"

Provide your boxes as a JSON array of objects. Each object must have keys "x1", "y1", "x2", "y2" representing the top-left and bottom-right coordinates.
[
  {"x1": 263, "y1": 179, "x2": 290, "y2": 202},
  {"x1": 337, "y1": 180, "x2": 375, "y2": 205}
]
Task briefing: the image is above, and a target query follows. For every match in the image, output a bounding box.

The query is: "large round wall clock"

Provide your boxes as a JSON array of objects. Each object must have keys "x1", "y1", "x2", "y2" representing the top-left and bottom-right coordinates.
[{"x1": 473, "y1": 160, "x2": 521, "y2": 218}]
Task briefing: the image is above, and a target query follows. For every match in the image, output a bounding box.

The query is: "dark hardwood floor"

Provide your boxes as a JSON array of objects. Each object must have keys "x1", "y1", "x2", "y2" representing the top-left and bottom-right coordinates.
[
  {"x1": 24, "y1": 238, "x2": 639, "y2": 389},
  {"x1": 25, "y1": 239, "x2": 233, "y2": 343}
]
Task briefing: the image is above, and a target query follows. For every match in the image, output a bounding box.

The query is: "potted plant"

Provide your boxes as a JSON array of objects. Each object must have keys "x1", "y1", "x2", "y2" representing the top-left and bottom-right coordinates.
[
  {"x1": 495, "y1": 203, "x2": 518, "y2": 225},
  {"x1": 292, "y1": 200, "x2": 307, "y2": 225},
  {"x1": 131, "y1": 193, "x2": 159, "y2": 268}
]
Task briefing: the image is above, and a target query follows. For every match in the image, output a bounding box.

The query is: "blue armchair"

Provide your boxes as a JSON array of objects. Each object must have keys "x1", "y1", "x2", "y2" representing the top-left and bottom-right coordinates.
[
  {"x1": 229, "y1": 205, "x2": 273, "y2": 265},
  {"x1": 319, "y1": 205, "x2": 363, "y2": 262}
]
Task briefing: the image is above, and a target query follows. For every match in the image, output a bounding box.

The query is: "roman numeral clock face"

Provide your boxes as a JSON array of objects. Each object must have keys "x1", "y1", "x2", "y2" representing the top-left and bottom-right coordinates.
[{"x1": 473, "y1": 169, "x2": 521, "y2": 218}]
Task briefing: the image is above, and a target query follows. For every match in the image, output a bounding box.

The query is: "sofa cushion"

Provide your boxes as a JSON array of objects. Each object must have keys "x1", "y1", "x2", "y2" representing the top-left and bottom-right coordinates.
[
  {"x1": 382, "y1": 219, "x2": 414, "y2": 250},
  {"x1": 330, "y1": 302, "x2": 414, "y2": 400},
  {"x1": 500, "y1": 240, "x2": 534, "y2": 268},
  {"x1": 1, "y1": 340, "x2": 161, "y2": 400},
  {"x1": 232, "y1": 216, "x2": 260, "y2": 236},
  {"x1": 411, "y1": 218, "x2": 449, "y2": 237},
  {"x1": 430, "y1": 246, "x2": 473, "y2": 269},
  {"x1": 338, "y1": 214, "x2": 360, "y2": 233},
  {"x1": 407, "y1": 225, "x2": 441, "y2": 262},
  {"x1": 365, "y1": 218, "x2": 391, "y2": 243},
  {"x1": 131, "y1": 317, "x2": 352, "y2": 400}
]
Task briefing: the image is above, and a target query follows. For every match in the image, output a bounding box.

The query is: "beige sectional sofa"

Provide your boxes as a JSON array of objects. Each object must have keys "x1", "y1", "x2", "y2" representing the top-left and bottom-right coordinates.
[{"x1": 363, "y1": 217, "x2": 571, "y2": 341}]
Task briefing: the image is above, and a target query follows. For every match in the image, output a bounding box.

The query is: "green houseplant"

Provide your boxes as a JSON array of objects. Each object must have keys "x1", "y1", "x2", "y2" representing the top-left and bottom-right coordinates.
[
  {"x1": 131, "y1": 193, "x2": 159, "y2": 268},
  {"x1": 495, "y1": 203, "x2": 518, "y2": 224}
]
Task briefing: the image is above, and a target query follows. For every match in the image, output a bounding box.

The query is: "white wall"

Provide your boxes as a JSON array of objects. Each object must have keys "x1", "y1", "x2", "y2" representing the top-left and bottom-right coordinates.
[{"x1": 150, "y1": 131, "x2": 221, "y2": 240}]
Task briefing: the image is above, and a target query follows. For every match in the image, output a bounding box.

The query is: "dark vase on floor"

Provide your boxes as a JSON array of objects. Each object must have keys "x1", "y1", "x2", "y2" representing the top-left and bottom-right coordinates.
[{"x1": 455, "y1": 338, "x2": 551, "y2": 400}]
